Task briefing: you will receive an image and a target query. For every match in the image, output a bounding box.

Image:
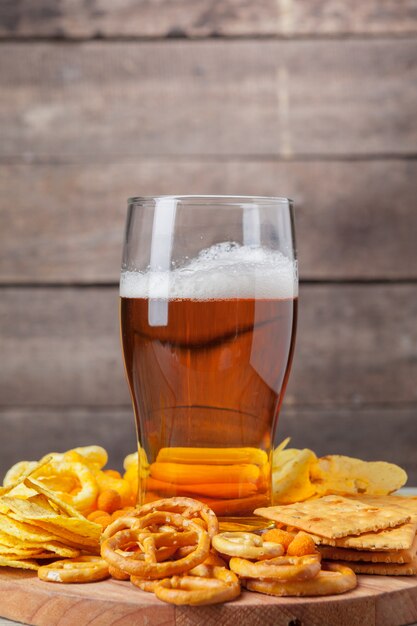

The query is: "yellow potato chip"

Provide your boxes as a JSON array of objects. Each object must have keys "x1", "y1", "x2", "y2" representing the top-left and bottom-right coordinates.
[
  {"x1": 0, "y1": 544, "x2": 45, "y2": 557},
  {"x1": 24, "y1": 477, "x2": 87, "y2": 520},
  {"x1": 3, "y1": 461, "x2": 38, "y2": 488},
  {"x1": 69, "y1": 446, "x2": 108, "y2": 469},
  {"x1": 26, "y1": 461, "x2": 98, "y2": 514},
  {"x1": 33, "y1": 522, "x2": 100, "y2": 552},
  {"x1": 311, "y1": 455, "x2": 407, "y2": 496},
  {"x1": 0, "y1": 556, "x2": 39, "y2": 570},
  {"x1": 0, "y1": 513, "x2": 58, "y2": 543},
  {"x1": 0, "y1": 526, "x2": 80, "y2": 558},
  {"x1": 5, "y1": 504, "x2": 100, "y2": 549},
  {"x1": 40, "y1": 475, "x2": 78, "y2": 493},
  {"x1": 272, "y1": 448, "x2": 317, "y2": 504}
]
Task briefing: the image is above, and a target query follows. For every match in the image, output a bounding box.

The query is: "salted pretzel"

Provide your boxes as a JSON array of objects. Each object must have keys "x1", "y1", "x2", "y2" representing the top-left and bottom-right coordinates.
[
  {"x1": 38, "y1": 556, "x2": 110, "y2": 584},
  {"x1": 229, "y1": 553, "x2": 321, "y2": 582},
  {"x1": 212, "y1": 531, "x2": 284, "y2": 560},
  {"x1": 130, "y1": 577, "x2": 157, "y2": 592},
  {"x1": 101, "y1": 511, "x2": 210, "y2": 579},
  {"x1": 154, "y1": 567, "x2": 240, "y2": 606},
  {"x1": 188, "y1": 552, "x2": 227, "y2": 578},
  {"x1": 108, "y1": 565, "x2": 130, "y2": 581},
  {"x1": 103, "y1": 497, "x2": 218, "y2": 540},
  {"x1": 244, "y1": 562, "x2": 357, "y2": 597}
]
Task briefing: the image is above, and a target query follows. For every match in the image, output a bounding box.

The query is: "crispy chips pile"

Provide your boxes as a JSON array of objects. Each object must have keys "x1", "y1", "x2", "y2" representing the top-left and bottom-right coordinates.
[
  {"x1": 255, "y1": 494, "x2": 417, "y2": 576},
  {"x1": 3, "y1": 446, "x2": 135, "y2": 516},
  {"x1": 0, "y1": 463, "x2": 101, "y2": 570},
  {"x1": 272, "y1": 438, "x2": 407, "y2": 504}
]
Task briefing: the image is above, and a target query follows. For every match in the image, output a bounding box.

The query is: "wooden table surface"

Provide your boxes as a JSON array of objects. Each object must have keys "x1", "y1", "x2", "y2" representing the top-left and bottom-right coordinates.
[{"x1": 1, "y1": 568, "x2": 417, "y2": 626}]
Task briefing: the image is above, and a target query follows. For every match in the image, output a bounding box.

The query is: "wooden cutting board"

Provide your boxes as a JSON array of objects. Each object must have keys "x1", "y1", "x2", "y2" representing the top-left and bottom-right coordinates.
[{"x1": 0, "y1": 570, "x2": 417, "y2": 626}]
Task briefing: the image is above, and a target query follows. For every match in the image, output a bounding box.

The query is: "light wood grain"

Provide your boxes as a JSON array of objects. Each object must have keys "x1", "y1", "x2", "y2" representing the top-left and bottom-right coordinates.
[
  {"x1": 0, "y1": 405, "x2": 416, "y2": 484},
  {"x1": 1, "y1": 0, "x2": 416, "y2": 38},
  {"x1": 1, "y1": 159, "x2": 416, "y2": 283},
  {"x1": 0, "y1": 40, "x2": 416, "y2": 159},
  {"x1": 0, "y1": 284, "x2": 416, "y2": 407},
  {"x1": 1, "y1": 569, "x2": 417, "y2": 626}
]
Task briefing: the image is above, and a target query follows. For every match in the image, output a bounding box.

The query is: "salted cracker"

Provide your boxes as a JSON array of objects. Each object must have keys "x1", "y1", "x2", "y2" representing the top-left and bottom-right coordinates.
[
  {"x1": 319, "y1": 534, "x2": 417, "y2": 564},
  {"x1": 329, "y1": 555, "x2": 417, "y2": 576},
  {"x1": 255, "y1": 495, "x2": 410, "y2": 539}
]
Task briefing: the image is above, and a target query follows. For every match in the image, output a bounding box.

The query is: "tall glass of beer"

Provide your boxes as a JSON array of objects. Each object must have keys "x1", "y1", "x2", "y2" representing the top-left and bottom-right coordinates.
[{"x1": 120, "y1": 196, "x2": 297, "y2": 529}]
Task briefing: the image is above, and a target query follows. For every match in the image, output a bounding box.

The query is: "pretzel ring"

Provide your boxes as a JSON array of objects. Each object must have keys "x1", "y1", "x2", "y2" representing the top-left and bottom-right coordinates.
[
  {"x1": 102, "y1": 497, "x2": 217, "y2": 540},
  {"x1": 132, "y1": 497, "x2": 219, "y2": 539},
  {"x1": 38, "y1": 556, "x2": 110, "y2": 584},
  {"x1": 101, "y1": 512, "x2": 210, "y2": 579},
  {"x1": 102, "y1": 514, "x2": 197, "y2": 552},
  {"x1": 154, "y1": 567, "x2": 240, "y2": 606},
  {"x1": 229, "y1": 554, "x2": 321, "y2": 582},
  {"x1": 130, "y1": 577, "x2": 157, "y2": 592},
  {"x1": 245, "y1": 563, "x2": 357, "y2": 596},
  {"x1": 102, "y1": 512, "x2": 143, "y2": 539},
  {"x1": 108, "y1": 565, "x2": 130, "y2": 581},
  {"x1": 188, "y1": 552, "x2": 227, "y2": 578},
  {"x1": 212, "y1": 532, "x2": 284, "y2": 560},
  {"x1": 117, "y1": 539, "x2": 177, "y2": 563}
]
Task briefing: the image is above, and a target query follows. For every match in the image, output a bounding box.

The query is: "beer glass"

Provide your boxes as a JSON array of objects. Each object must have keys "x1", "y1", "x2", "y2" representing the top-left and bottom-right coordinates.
[{"x1": 120, "y1": 195, "x2": 297, "y2": 529}]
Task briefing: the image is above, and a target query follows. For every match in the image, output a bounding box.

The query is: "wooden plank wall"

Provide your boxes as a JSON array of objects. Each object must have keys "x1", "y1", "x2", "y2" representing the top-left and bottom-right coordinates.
[{"x1": 1, "y1": 1, "x2": 416, "y2": 481}]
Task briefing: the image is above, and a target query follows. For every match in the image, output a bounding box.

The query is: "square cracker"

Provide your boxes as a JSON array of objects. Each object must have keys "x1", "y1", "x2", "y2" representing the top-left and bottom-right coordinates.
[
  {"x1": 303, "y1": 521, "x2": 417, "y2": 550},
  {"x1": 349, "y1": 495, "x2": 417, "y2": 518},
  {"x1": 330, "y1": 555, "x2": 417, "y2": 576},
  {"x1": 309, "y1": 495, "x2": 417, "y2": 550},
  {"x1": 319, "y1": 534, "x2": 417, "y2": 563},
  {"x1": 255, "y1": 495, "x2": 411, "y2": 539}
]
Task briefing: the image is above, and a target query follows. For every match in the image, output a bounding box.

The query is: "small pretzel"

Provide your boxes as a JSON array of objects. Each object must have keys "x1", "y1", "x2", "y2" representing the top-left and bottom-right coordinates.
[
  {"x1": 109, "y1": 565, "x2": 130, "y2": 581},
  {"x1": 135, "y1": 497, "x2": 219, "y2": 538},
  {"x1": 154, "y1": 567, "x2": 240, "y2": 606},
  {"x1": 102, "y1": 497, "x2": 218, "y2": 540},
  {"x1": 212, "y1": 532, "x2": 284, "y2": 560},
  {"x1": 229, "y1": 554, "x2": 321, "y2": 582},
  {"x1": 245, "y1": 562, "x2": 357, "y2": 596},
  {"x1": 116, "y1": 540, "x2": 177, "y2": 563},
  {"x1": 101, "y1": 512, "x2": 210, "y2": 579},
  {"x1": 188, "y1": 552, "x2": 227, "y2": 578},
  {"x1": 38, "y1": 556, "x2": 110, "y2": 584},
  {"x1": 130, "y1": 577, "x2": 157, "y2": 592}
]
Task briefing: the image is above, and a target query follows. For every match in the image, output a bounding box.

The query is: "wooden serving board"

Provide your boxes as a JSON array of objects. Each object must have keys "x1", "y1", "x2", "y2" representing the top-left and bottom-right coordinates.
[{"x1": 0, "y1": 570, "x2": 417, "y2": 626}]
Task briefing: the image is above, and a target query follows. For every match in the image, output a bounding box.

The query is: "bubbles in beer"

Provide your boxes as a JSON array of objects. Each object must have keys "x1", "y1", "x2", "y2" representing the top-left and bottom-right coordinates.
[{"x1": 120, "y1": 242, "x2": 298, "y2": 300}]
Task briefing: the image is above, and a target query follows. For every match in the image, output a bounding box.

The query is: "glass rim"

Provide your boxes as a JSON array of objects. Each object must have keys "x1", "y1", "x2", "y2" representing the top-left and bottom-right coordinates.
[{"x1": 128, "y1": 194, "x2": 293, "y2": 206}]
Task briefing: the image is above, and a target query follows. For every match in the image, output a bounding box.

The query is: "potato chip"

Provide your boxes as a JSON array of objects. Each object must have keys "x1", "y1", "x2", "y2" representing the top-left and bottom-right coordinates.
[
  {"x1": 311, "y1": 455, "x2": 407, "y2": 496},
  {"x1": 40, "y1": 475, "x2": 78, "y2": 493},
  {"x1": 4, "y1": 501, "x2": 101, "y2": 549},
  {"x1": 3, "y1": 461, "x2": 38, "y2": 488},
  {"x1": 26, "y1": 461, "x2": 98, "y2": 513},
  {"x1": 0, "y1": 544, "x2": 45, "y2": 557},
  {"x1": 69, "y1": 446, "x2": 108, "y2": 469},
  {"x1": 0, "y1": 513, "x2": 58, "y2": 543},
  {"x1": 0, "y1": 556, "x2": 39, "y2": 570},
  {"x1": 272, "y1": 448, "x2": 317, "y2": 504},
  {"x1": 24, "y1": 477, "x2": 88, "y2": 520},
  {"x1": 39, "y1": 446, "x2": 108, "y2": 470}
]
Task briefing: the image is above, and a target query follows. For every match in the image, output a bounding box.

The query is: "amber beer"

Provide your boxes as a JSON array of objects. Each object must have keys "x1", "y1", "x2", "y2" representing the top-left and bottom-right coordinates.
[{"x1": 120, "y1": 245, "x2": 297, "y2": 523}]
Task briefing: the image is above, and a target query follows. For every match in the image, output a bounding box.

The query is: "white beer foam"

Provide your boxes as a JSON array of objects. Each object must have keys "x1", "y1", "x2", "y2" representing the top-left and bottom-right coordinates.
[{"x1": 120, "y1": 242, "x2": 298, "y2": 300}]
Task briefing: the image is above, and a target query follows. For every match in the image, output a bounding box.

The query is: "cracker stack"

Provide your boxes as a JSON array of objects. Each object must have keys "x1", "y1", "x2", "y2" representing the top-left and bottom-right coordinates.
[{"x1": 255, "y1": 495, "x2": 417, "y2": 576}]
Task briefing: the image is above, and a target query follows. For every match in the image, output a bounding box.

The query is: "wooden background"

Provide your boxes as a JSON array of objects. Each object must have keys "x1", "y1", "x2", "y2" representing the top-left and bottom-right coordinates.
[{"x1": 0, "y1": 1, "x2": 416, "y2": 482}]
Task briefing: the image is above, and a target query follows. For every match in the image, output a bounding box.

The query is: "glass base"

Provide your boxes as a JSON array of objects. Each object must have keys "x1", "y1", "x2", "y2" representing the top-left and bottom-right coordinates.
[{"x1": 219, "y1": 516, "x2": 275, "y2": 533}]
